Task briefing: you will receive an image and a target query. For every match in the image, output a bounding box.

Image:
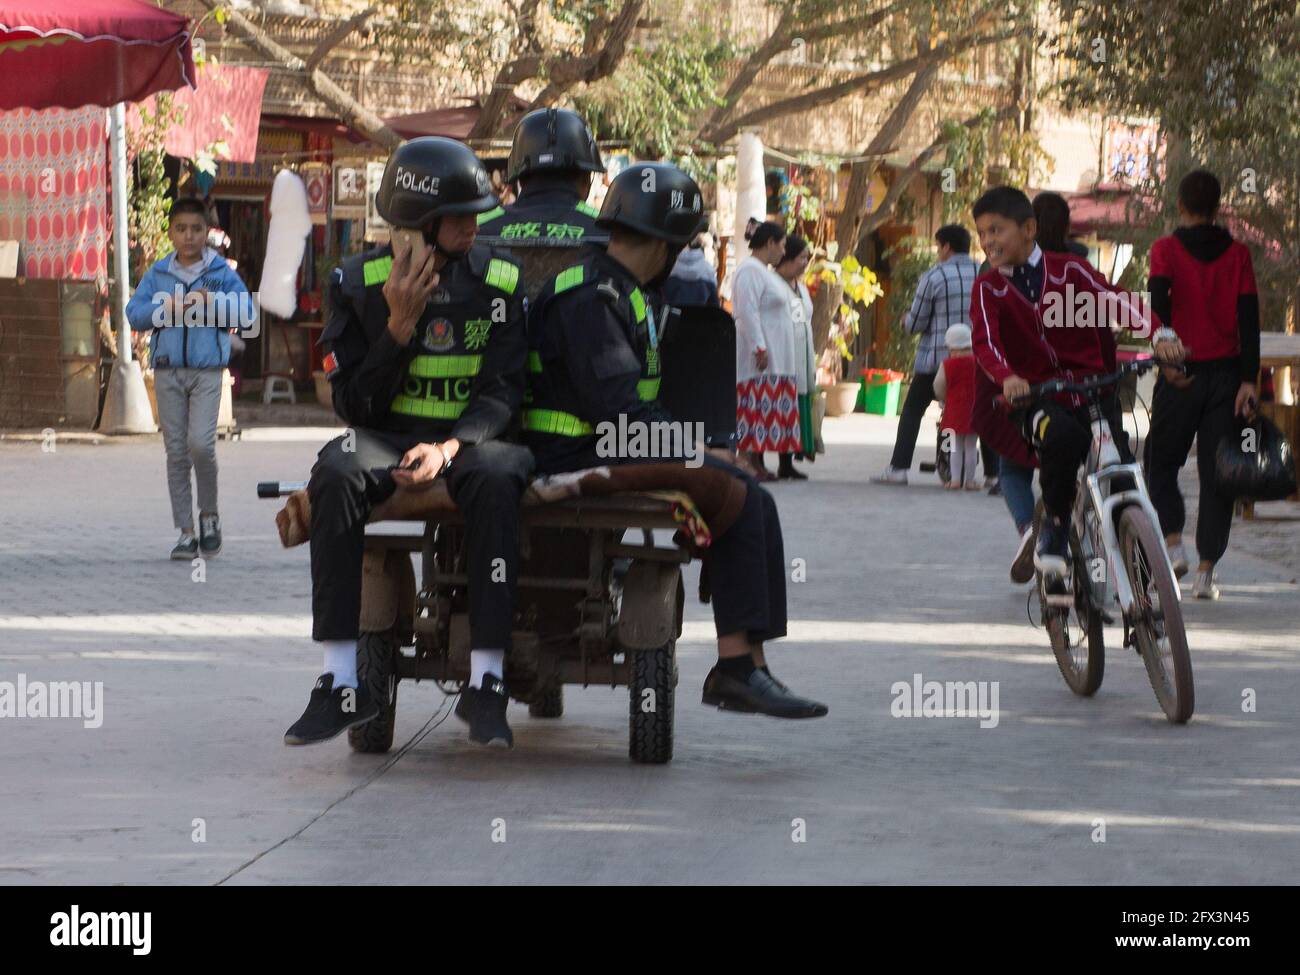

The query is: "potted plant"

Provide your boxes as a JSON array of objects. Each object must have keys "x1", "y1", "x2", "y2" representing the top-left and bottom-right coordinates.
[{"x1": 807, "y1": 244, "x2": 883, "y2": 416}]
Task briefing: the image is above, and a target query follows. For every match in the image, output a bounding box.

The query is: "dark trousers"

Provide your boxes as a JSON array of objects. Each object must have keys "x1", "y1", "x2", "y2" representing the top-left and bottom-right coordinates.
[
  {"x1": 700, "y1": 454, "x2": 787, "y2": 643},
  {"x1": 891, "y1": 369, "x2": 998, "y2": 476},
  {"x1": 309, "y1": 428, "x2": 533, "y2": 648},
  {"x1": 1020, "y1": 394, "x2": 1131, "y2": 521},
  {"x1": 890, "y1": 371, "x2": 936, "y2": 470},
  {"x1": 1144, "y1": 358, "x2": 1239, "y2": 564}
]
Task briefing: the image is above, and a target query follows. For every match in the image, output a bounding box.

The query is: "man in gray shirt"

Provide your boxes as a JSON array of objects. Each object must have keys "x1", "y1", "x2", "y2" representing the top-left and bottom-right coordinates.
[{"x1": 872, "y1": 224, "x2": 981, "y2": 485}]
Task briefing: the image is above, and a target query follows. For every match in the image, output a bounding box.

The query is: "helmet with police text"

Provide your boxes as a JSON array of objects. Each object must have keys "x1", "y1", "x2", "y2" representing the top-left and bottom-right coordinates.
[
  {"x1": 506, "y1": 108, "x2": 604, "y2": 183},
  {"x1": 596, "y1": 163, "x2": 708, "y2": 246},
  {"x1": 375, "y1": 137, "x2": 499, "y2": 228}
]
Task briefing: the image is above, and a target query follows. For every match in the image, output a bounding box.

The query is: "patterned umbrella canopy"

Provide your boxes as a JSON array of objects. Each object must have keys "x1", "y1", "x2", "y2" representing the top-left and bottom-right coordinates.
[{"x1": 0, "y1": 0, "x2": 194, "y2": 111}]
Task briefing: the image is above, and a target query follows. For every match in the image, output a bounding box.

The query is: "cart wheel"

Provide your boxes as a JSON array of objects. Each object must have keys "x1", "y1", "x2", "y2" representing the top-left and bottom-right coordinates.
[
  {"x1": 629, "y1": 641, "x2": 676, "y2": 764},
  {"x1": 528, "y1": 685, "x2": 564, "y2": 718},
  {"x1": 349, "y1": 629, "x2": 398, "y2": 753}
]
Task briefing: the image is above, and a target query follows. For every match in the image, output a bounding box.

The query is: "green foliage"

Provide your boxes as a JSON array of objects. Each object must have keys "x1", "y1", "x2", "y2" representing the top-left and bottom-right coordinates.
[
  {"x1": 574, "y1": 32, "x2": 733, "y2": 157},
  {"x1": 810, "y1": 241, "x2": 884, "y2": 377},
  {"x1": 128, "y1": 93, "x2": 183, "y2": 280},
  {"x1": 878, "y1": 235, "x2": 935, "y2": 375},
  {"x1": 1052, "y1": 0, "x2": 1299, "y2": 329}
]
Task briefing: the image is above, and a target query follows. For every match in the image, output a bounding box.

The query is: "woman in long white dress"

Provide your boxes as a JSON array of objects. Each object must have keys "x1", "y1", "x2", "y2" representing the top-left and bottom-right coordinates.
[
  {"x1": 732, "y1": 220, "x2": 802, "y2": 480},
  {"x1": 773, "y1": 235, "x2": 817, "y2": 477}
]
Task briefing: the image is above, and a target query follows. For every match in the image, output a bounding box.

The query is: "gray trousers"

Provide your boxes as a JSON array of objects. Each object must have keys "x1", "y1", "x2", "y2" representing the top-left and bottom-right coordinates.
[{"x1": 153, "y1": 367, "x2": 223, "y2": 530}]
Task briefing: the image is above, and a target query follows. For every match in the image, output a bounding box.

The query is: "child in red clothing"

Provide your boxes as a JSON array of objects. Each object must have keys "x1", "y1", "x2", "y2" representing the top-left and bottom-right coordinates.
[
  {"x1": 967, "y1": 186, "x2": 1182, "y2": 579},
  {"x1": 934, "y1": 323, "x2": 980, "y2": 489},
  {"x1": 1146, "y1": 169, "x2": 1260, "y2": 599}
]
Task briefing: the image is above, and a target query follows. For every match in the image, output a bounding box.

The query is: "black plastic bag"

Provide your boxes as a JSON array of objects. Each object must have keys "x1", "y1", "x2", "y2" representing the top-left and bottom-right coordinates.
[{"x1": 1215, "y1": 414, "x2": 1297, "y2": 501}]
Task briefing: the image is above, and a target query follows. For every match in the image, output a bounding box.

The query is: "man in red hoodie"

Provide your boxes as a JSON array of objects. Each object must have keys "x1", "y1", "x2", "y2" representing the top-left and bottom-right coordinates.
[
  {"x1": 968, "y1": 186, "x2": 1181, "y2": 583},
  {"x1": 1146, "y1": 169, "x2": 1260, "y2": 600}
]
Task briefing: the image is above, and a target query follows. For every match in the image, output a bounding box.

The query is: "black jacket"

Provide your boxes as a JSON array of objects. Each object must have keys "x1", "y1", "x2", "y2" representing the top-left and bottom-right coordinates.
[
  {"x1": 319, "y1": 241, "x2": 526, "y2": 444},
  {"x1": 526, "y1": 250, "x2": 674, "y2": 473}
]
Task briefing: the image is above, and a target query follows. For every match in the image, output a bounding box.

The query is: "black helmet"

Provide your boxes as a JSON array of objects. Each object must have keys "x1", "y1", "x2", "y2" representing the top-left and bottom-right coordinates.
[
  {"x1": 506, "y1": 108, "x2": 604, "y2": 183},
  {"x1": 376, "y1": 137, "x2": 498, "y2": 228},
  {"x1": 596, "y1": 162, "x2": 708, "y2": 245}
]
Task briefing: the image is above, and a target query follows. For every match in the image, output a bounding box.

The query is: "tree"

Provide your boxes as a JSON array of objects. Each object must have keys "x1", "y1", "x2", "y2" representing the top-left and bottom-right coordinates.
[
  {"x1": 1053, "y1": 0, "x2": 1299, "y2": 329},
  {"x1": 193, "y1": 1, "x2": 651, "y2": 147}
]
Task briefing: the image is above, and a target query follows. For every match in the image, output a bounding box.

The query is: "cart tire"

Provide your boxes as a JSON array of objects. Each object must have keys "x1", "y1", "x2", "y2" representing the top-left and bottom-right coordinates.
[
  {"x1": 348, "y1": 629, "x2": 398, "y2": 753},
  {"x1": 629, "y1": 641, "x2": 676, "y2": 764},
  {"x1": 528, "y1": 686, "x2": 564, "y2": 718}
]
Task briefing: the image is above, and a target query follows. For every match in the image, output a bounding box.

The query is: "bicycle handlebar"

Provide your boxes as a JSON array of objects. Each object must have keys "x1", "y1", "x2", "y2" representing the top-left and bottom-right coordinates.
[{"x1": 994, "y1": 356, "x2": 1182, "y2": 410}]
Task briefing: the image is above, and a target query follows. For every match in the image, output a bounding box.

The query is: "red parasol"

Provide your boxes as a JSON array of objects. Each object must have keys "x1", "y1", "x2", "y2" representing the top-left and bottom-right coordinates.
[{"x1": 0, "y1": 0, "x2": 194, "y2": 111}]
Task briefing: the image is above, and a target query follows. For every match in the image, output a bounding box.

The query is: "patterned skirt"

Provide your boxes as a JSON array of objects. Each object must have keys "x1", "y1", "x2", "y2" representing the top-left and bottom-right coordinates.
[{"x1": 736, "y1": 375, "x2": 802, "y2": 453}]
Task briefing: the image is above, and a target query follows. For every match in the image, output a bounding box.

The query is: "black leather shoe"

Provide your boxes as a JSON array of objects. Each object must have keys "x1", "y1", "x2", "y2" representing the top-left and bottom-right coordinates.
[
  {"x1": 284, "y1": 674, "x2": 378, "y2": 746},
  {"x1": 455, "y1": 675, "x2": 514, "y2": 747},
  {"x1": 702, "y1": 666, "x2": 828, "y2": 719}
]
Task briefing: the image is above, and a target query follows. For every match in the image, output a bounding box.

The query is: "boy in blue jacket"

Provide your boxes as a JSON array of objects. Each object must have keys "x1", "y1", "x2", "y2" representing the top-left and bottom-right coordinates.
[{"x1": 127, "y1": 198, "x2": 250, "y2": 559}]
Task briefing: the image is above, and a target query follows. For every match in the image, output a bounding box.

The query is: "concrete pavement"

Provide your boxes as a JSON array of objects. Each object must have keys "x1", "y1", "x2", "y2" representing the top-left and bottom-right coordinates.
[{"x1": 1, "y1": 412, "x2": 1297, "y2": 884}]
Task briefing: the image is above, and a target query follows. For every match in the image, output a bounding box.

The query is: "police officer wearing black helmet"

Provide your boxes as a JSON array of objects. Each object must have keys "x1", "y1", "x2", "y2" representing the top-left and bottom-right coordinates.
[
  {"x1": 284, "y1": 137, "x2": 531, "y2": 749},
  {"x1": 526, "y1": 162, "x2": 828, "y2": 719},
  {"x1": 476, "y1": 107, "x2": 606, "y2": 246}
]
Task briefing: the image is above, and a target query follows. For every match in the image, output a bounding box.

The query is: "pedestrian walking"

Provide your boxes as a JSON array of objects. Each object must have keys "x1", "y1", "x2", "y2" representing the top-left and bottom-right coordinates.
[
  {"x1": 933, "y1": 324, "x2": 980, "y2": 489},
  {"x1": 872, "y1": 224, "x2": 980, "y2": 485},
  {"x1": 126, "y1": 197, "x2": 248, "y2": 560},
  {"x1": 1146, "y1": 169, "x2": 1261, "y2": 600}
]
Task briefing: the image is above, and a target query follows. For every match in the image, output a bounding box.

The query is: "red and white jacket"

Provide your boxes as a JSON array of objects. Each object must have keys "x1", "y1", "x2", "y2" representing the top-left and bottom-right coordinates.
[{"x1": 970, "y1": 249, "x2": 1160, "y2": 405}]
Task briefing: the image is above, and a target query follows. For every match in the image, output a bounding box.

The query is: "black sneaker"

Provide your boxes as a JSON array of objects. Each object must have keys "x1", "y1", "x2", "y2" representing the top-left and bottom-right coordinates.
[
  {"x1": 1034, "y1": 515, "x2": 1069, "y2": 578},
  {"x1": 199, "y1": 512, "x2": 222, "y2": 558},
  {"x1": 455, "y1": 674, "x2": 513, "y2": 747},
  {"x1": 702, "y1": 666, "x2": 828, "y2": 719},
  {"x1": 170, "y1": 532, "x2": 198, "y2": 561},
  {"x1": 283, "y1": 674, "x2": 378, "y2": 746}
]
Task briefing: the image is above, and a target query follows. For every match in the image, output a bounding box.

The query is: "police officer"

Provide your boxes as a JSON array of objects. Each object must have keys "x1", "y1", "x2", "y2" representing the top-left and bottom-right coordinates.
[
  {"x1": 476, "y1": 107, "x2": 607, "y2": 246},
  {"x1": 526, "y1": 162, "x2": 828, "y2": 719},
  {"x1": 284, "y1": 137, "x2": 532, "y2": 749}
]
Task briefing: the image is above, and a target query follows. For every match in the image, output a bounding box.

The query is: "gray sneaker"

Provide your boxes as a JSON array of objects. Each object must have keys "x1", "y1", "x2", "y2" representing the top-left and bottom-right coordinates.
[
  {"x1": 170, "y1": 532, "x2": 198, "y2": 561},
  {"x1": 870, "y1": 466, "x2": 908, "y2": 485},
  {"x1": 1166, "y1": 540, "x2": 1189, "y2": 579},
  {"x1": 1192, "y1": 569, "x2": 1220, "y2": 600},
  {"x1": 199, "y1": 512, "x2": 222, "y2": 558}
]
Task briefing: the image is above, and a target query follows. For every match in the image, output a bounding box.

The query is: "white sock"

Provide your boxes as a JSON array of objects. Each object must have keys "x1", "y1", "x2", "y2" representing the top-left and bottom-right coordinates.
[
  {"x1": 322, "y1": 640, "x2": 358, "y2": 689},
  {"x1": 470, "y1": 649, "x2": 505, "y2": 689}
]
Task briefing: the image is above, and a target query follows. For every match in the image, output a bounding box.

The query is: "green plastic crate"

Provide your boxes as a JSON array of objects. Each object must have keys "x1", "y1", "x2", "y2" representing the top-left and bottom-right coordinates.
[{"x1": 858, "y1": 370, "x2": 903, "y2": 416}]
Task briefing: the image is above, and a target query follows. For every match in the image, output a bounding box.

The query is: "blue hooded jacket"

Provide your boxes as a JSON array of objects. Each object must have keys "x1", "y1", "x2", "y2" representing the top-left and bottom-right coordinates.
[{"x1": 126, "y1": 248, "x2": 250, "y2": 370}]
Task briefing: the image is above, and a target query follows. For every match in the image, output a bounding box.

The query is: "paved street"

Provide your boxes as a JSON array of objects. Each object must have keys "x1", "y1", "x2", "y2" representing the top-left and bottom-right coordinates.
[{"x1": 1, "y1": 413, "x2": 1298, "y2": 885}]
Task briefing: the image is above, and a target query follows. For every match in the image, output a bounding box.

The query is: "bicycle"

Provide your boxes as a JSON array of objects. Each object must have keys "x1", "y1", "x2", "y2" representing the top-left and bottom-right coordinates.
[{"x1": 1008, "y1": 358, "x2": 1194, "y2": 724}]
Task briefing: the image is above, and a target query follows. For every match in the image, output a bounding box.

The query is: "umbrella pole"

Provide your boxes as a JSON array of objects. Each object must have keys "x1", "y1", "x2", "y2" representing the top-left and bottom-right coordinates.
[{"x1": 100, "y1": 102, "x2": 156, "y2": 434}]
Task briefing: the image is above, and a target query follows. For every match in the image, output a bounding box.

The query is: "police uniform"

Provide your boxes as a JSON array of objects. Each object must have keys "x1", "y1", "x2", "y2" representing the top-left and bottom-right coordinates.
[
  {"x1": 525, "y1": 249, "x2": 788, "y2": 646},
  {"x1": 309, "y1": 241, "x2": 532, "y2": 651},
  {"x1": 476, "y1": 177, "x2": 606, "y2": 247}
]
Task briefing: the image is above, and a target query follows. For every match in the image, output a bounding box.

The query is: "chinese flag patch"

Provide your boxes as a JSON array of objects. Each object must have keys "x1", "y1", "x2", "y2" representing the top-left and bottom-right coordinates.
[{"x1": 323, "y1": 351, "x2": 340, "y2": 377}]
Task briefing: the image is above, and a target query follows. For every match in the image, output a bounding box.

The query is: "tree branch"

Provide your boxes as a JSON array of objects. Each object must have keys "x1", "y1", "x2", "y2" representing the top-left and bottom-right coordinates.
[
  {"x1": 305, "y1": 6, "x2": 375, "y2": 73},
  {"x1": 196, "y1": 0, "x2": 402, "y2": 147},
  {"x1": 706, "y1": 23, "x2": 1025, "y2": 145}
]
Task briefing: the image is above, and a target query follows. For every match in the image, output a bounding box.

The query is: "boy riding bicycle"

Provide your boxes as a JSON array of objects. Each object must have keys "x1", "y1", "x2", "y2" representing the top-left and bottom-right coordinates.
[{"x1": 968, "y1": 187, "x2": 1184, "y2": 584}]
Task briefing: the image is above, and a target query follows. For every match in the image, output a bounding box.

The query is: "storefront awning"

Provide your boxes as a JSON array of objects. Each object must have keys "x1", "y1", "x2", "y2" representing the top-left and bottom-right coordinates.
[{"x1": 126, "y1": 63, "x2": 269, "y2": 164}]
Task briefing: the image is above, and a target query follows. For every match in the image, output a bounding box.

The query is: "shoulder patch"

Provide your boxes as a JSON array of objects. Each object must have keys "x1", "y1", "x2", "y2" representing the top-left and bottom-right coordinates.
[
  {"x1": 485, "y1": 257, "x2": 520, "y2": 295},
  {"x1": 554, "y1": 264, "x2": 586, "y2": 294},
  {"x1": 575, "y1": 201, "x2": 599, "y2": 218},
  {"x1": 477, "y1": 205, "x2": 505, "y2": 226},
  {"x1": 363, "y1": 255, "x2": 393, "y2": 287}
]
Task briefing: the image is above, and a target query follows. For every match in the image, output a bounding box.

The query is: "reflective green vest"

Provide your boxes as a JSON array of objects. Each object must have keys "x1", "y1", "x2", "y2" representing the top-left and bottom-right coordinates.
[
  {"x1": 523, "y1": 263, "x2": 660, "y2": 437},
  {"x1": 356, "y1": 251, "x2": 520, "y2": 422}
]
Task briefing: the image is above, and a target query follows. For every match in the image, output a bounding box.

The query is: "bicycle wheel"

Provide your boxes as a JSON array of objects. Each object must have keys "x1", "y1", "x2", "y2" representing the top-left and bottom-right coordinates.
[
  {"x1": 1045, "y1": 529, "x2": 1105, "y2": 696},
  {"x1": 1118, "y1": 506, "x2": 1194, "y2": 723}
]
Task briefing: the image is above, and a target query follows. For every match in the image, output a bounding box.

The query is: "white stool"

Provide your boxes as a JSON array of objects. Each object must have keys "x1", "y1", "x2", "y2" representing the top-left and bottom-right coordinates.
[{"x1": 262, "y1": 374, "x2": 296, "y2": 405}]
